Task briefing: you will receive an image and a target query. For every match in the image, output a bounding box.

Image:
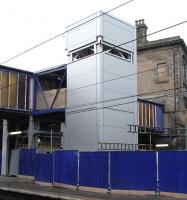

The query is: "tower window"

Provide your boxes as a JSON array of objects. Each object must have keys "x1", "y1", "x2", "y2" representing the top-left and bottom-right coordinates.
[
  {"x1": 103, "y1": 45, "x2": 132, "y2": 62},
  {"x1": 72, "y1": 45, "x2": 94, "y2": 61}
]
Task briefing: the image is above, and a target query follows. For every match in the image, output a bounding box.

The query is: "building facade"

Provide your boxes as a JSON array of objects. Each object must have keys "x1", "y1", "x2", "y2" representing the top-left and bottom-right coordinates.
[{"x1": 136, "y1": 19, "x2": 187, "y2": 147}]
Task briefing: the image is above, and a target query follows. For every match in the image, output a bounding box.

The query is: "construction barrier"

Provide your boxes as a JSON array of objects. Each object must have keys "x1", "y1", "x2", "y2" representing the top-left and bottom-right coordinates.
[
  {"x1": 18, "y1": 149, "x2": 36, "y2": 176},
  {"x1": 17, "y1": 149, "x2": 187, "y2": 194},
  {"x1": 159, "y1": 151, "x2": 187, "y2": 193},
  {"x1": 34, "y1": 153, "x2": 53, "y2": 183},
  {"x1": 111, "y1": 151, "x2": 157, "y2": 191},
  {"x1": 54, "y1": 150, "x2": 78, "y2": 186},
  {"x1": 79, "y1": 152, "x2": 109, "y2": 188}
]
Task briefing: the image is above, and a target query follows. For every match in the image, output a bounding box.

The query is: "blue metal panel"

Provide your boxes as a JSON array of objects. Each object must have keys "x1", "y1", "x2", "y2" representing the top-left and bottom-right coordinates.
[
  {"x1": 35, "y1": 153, "x2": 53, "y2": 183},
  {"x1": 159, "y1": 151, "x2": 187, "y2": 193},
  {"x1": 111, "y1": 151, "x2": 156, "y2": 191},
  {"x1": 32, "y1": 108, "x2": 65, "y2": 116},
  {"x1": 79, "y1": 152, "x2": 108, "y2": 188},
  {"x1": 18, "y1": 149, "x2": 36, "y2": 176},
  {"x1": 54, "y1": 150, "x2": 78, "y2": 185},
  {"x1": 156, "y1": 105, "x2": 164, "y2": 130}
]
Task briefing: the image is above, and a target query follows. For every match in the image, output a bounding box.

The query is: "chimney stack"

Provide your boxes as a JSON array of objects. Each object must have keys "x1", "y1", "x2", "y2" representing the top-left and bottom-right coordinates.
[{"x1": 135, "y1": 19, "x2": 148, "y2": 46}]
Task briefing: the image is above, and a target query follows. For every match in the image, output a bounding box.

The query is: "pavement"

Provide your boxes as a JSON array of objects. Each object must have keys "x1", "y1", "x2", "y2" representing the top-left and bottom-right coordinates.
[{"x1": 0, "y1": 176, "x2": 186, "y2": 200}]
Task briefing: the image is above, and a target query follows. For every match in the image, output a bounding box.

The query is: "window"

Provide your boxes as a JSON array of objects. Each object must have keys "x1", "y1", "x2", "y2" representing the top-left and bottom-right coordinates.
[
  {"x1": 9, "y1": 72, "x2": 18, "y2": 108},
  {"x1": 156, "y1": 62, "x2": 169, "y2": 83},
  {"x1": 103, "y1": 45, "x2": 132, "y2": 62},
  {"x1": 72, "y1": 45, "x2": 94, "y2": 61},
  {"x1": 183, "y1": 56, "x2": 187, "y2": 86},
  {"x1": 0, "y1": 70, "x2": 28, "y2": 110}
]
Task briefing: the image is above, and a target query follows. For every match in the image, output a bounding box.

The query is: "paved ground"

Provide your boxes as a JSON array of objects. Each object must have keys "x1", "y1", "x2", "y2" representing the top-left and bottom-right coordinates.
[{"x1": 0, "y1": 176, "x2": 185, "y2": 200}]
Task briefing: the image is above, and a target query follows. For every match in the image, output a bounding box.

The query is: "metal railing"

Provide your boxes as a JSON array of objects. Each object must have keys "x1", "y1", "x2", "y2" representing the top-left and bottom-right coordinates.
[{"x1": 98, "y1": 143, "x2": 154, "y2": 151}]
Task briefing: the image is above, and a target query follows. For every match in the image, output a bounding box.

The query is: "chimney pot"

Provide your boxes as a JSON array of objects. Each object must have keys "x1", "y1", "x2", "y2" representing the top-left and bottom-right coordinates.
[{"x1": 135, "y1": 19, "x2": 148, "y2": 46}]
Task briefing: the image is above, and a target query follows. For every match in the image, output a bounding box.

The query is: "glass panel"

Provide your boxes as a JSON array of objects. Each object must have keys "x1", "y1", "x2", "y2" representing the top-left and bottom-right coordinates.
[
  {"x1": 103, "y1": 44, "x2": 132, "y2": 62},
  {"x1": 72, "y1": 45, "x2": 94, "y2": 61},
  {"x1": 18, "y1": 74, "x2": 26, "y2": 109},
  {"x1": 9, "y1": 73, "x2": 18, "y2": 108},
  {"x1": 1, "y1": 71, "x2": 9, "y2": 108}
]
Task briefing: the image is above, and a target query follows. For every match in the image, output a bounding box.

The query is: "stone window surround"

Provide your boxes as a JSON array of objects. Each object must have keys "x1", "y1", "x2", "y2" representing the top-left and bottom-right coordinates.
[{"x1": 155, "y1": 60, "x2": 170, "y2": 84}]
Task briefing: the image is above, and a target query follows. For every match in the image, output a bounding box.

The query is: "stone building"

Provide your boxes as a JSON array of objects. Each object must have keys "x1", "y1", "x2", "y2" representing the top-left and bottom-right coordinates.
[{"x1": 136, "y1": 19, "x2": 187, "y2": 131}]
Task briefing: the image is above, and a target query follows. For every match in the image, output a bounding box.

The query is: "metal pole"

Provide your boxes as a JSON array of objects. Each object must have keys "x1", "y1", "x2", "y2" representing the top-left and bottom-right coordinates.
[
  {"x1": 107, "y1": 151, "x2": 111, "y2": 193},
  {"x1": 51, "y1": 129, "x2": 53, "y2": 153},
  {"x1": 76, "y1": 151, "x2": 80, "y2": 191},
  {"x1": 149, "y1": 133, "x2": 152, "y2": 150},
  {"x1": 156, "y1": 151, "x2": 160, "y2": 196}
]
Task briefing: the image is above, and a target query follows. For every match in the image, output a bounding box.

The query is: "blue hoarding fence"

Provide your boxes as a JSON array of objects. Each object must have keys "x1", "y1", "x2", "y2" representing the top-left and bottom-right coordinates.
[
  {"x1": 159, "y1": 151, "x2": 187, "y2": 194},
  {"x1": 111, "y1": 151, "x2": 157, "y2": 191},
  {"x1": 34, "y1": 153, "x2": 53, "y2": 183},
  {"x1": 17, "y1": 149, "x2": 187, "y2": 194},
  {"x1": 54, "y1": 150, "x2": 78, "y2": 186},
  {"x1": 79, "y1": 151, "x2": 109, "y2": 189},
  {"x1": 18, "y1": 148, "x2": 36, "y2": 176}
]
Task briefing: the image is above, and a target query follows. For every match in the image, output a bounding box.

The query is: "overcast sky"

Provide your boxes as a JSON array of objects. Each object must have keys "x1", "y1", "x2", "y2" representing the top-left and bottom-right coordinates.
[{"x1": 0, "y1": 0, "x2": 186, "y2": 72}]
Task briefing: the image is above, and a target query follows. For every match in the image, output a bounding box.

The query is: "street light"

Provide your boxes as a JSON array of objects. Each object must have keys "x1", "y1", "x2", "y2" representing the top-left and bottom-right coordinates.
[
  {"x1": 9, "y1": 131, "x2": 22, "y2": 135},
  {"x1": 48, "y1": 124, "x2": 56, "y2": 153},
  {"x1": 156, "y1": 144, "x2": 169, "y2": 148}
]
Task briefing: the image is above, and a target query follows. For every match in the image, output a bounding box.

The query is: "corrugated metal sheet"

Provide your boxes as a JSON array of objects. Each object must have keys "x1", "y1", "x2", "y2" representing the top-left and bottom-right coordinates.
[
  {"x1": 111, "y1": 151, "x2": 156, "y2": 191},
  {"x1": 159, "y1": 151, "x2": 187, "y2": 193},
  {"x1": 18, "y1": 149, "x2": 36, "y2": 176},
  {"x1": 79, "y1": 152, "x2": 108, "y2": 188},
  {"x1": 34, "y1": 153, "x2": 53, "y2": 183},
  {"x1": 54, "y1": 150, "x2": 78, "y2": 185}
]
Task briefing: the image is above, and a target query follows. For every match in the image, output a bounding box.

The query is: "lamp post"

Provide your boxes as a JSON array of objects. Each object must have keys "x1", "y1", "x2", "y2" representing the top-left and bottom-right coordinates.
[{"x1": 48, "y1": 124, "x2": 56, "y2": 153}]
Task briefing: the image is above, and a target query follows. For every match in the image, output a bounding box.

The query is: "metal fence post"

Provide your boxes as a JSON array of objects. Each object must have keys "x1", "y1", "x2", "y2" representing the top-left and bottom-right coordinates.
[
  {"x1": 52, "y1": 151, "x2": 55, "y2": 185},
  {"x1": 156, "y1": 151, "x2": 160, "y2": 196},
  {"x1": 107, "y1": 151, "x2": 111, "y2": 193},
  {"x1": 76, "y1": 151, "x2": 80, "y2": 191}
]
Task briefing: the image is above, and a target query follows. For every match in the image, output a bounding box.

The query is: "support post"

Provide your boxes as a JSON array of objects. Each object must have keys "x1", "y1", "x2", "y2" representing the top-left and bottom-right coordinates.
[
  {"x1": 28, "y1": 115, "x2": 34, "y2": 148},
  {"x1": 76, "y1": 151, "x2": 80, "y2": 191},
  {"x1": 50, "y1": 129, "x2": 53, "y2": 153},
  {"x1": 1, "y1": 119, "x2": 9, "y2": 176},
  {"x1": 60, "y1": 122, "x2": 65, "y2": 149},
  {"x1": 156, "y1": 151, "x2": 160, "y2": 196},
  {"x1": 149, "y1": 133, "x2": 152, "y2": 150},
  {"x1": 107, "y1": 151, "x2": 111, "y2": 193}
]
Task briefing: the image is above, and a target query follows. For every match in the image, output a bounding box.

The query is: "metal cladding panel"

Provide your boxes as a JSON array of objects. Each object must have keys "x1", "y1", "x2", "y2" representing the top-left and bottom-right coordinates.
[
  {"x1": 156, "y1": 105, "x2": 164, "y2": 129},
  {"x1": 18, "y1": 149, "x2": 36, "y2": 176},
  {"x1": 66, "y1": 19, "x2": 97, "y2": 51},
  {"x1": 103, "y1": 14, "x2": 135, "y2": 52},
  {"x1": 34, "y1": 153, "x2": 53, "y2": 183},
  {"x1": 54, "y1": 150, "x2": 78, "y2": 185},
  {"x1": 79, "y1": 152, "x2": 108, "y2": 188},
  {"x1": 111, "y1": 151, "x2": 156, "y2": 191},
  {"x1": 159, "y1": 151, "x2": 187, "y2": 193}
]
